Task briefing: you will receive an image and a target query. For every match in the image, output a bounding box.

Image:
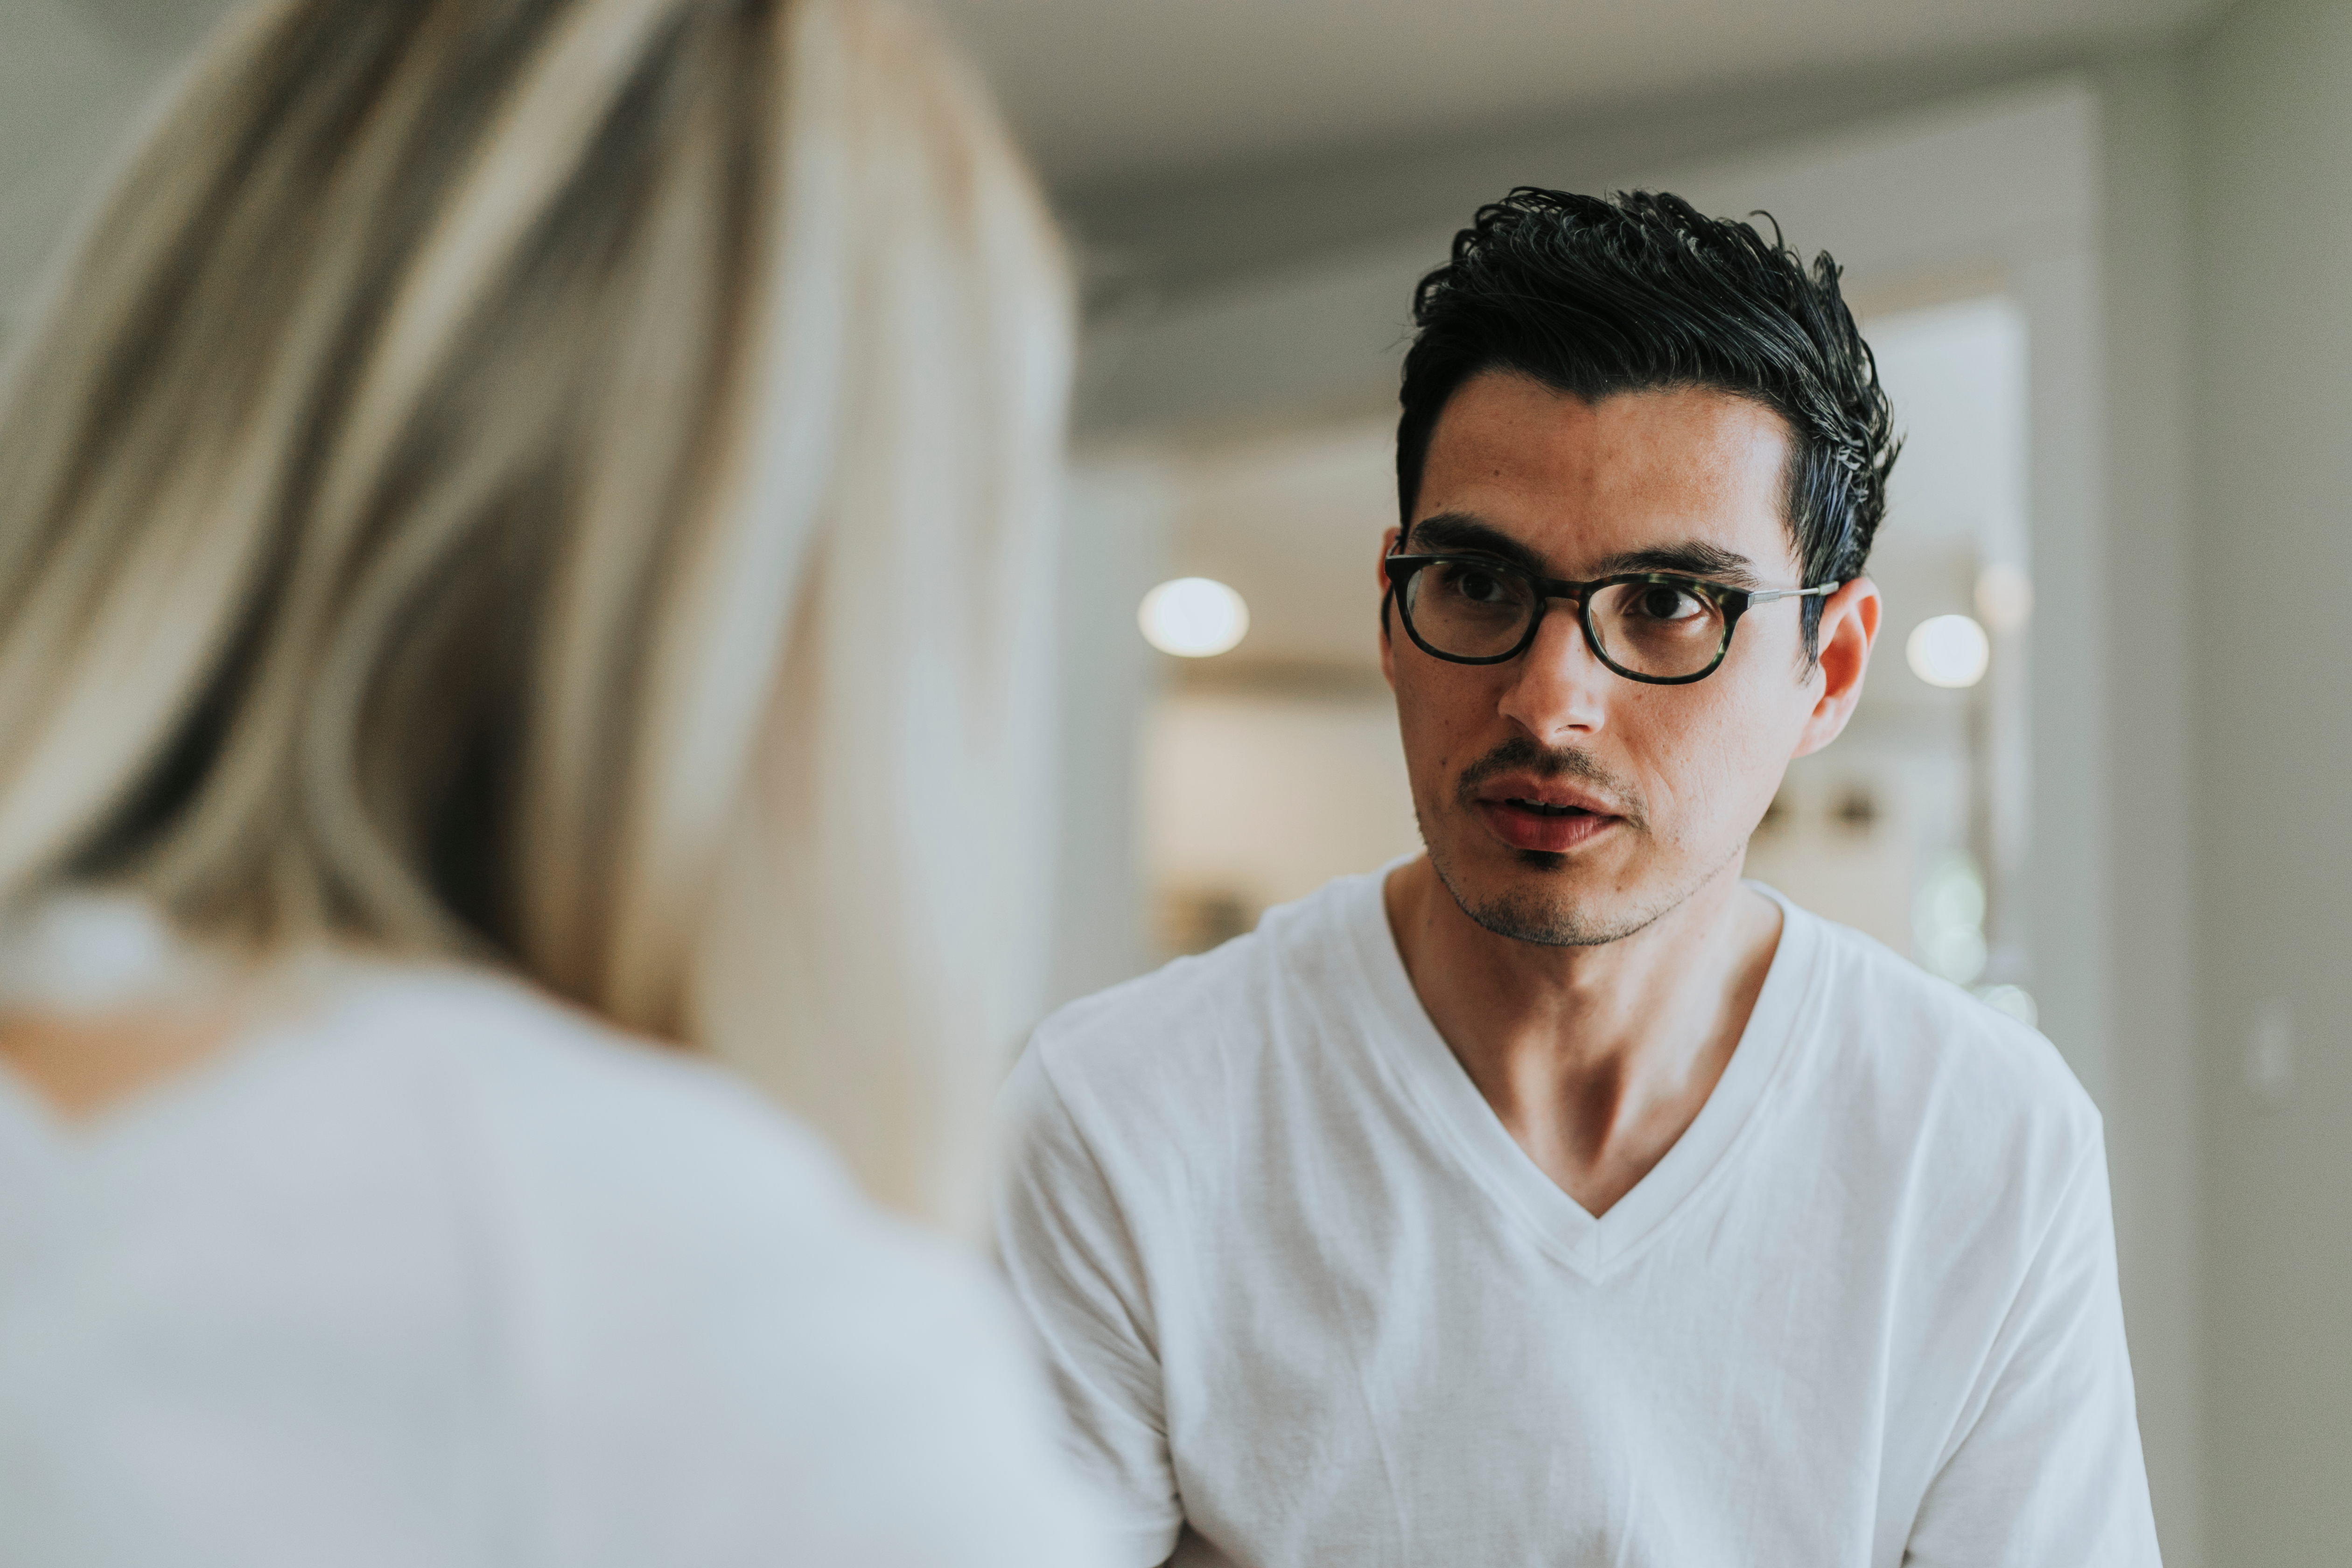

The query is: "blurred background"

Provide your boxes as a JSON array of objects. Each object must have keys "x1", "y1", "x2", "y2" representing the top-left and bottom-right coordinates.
[{"x1": 4, "y1": 0, "x2": 2347, "y2": 1561}]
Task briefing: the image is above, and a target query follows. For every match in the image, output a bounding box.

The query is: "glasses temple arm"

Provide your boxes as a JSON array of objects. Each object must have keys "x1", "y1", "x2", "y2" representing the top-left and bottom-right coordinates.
[{"x1": 1745, "y1": 581, "x2": 1844, "y2": 605}]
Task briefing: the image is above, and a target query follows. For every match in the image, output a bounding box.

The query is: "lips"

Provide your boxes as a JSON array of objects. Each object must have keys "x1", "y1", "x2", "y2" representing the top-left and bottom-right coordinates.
[
  {"x1": 1472, "y1": 778, "x2": 1623, "y2": 854},
  {"x1": 1506, "y1": 796, "x2": 1587, "y2": 816}
]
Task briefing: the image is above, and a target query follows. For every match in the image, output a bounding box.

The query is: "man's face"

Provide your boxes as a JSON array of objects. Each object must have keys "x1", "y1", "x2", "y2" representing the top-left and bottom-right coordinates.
[{"x1": 1380, "y1": 371, "x2": 1873, "y2": 946}]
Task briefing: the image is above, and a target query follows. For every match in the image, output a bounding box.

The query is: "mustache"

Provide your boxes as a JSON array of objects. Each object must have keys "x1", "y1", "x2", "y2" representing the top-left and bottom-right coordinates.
[{"x1": 1454, "y1": 737, "x2": 1649, "y2": 831}]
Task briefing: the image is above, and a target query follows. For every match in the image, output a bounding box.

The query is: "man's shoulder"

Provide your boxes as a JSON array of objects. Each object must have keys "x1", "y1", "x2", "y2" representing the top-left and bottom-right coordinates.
[
  {"x1": 1787, "y1": 902, "x2": 2102, "y2": 1163},
  {"x1": 1022, "y1": 873, "x2": 1373, "y2": 1114}
]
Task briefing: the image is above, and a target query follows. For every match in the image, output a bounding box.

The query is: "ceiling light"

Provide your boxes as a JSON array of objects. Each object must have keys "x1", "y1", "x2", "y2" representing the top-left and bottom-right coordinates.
[
  {"x1": 1905, "y1": 614, "x2": 1989, "y2": 689},
  {"x1": 1139, "y1": 577, "x2": 1248, "y2": 658}
]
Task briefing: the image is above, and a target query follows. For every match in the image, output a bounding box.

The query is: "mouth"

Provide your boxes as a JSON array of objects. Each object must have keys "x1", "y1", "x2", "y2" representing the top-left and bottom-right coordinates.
[
  {"x1": 1472, "y1": 784, "x2": 1623, "y2": 854},
  {"x1": 1502, "y1": 796, "x2": 1590, "y2": 817}
]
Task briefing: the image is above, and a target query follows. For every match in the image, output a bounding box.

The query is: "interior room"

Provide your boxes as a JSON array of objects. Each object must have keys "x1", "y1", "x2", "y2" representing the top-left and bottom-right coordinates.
[{"x1": 5, "y1": 0, "x2": 2349, "y2": 1561}]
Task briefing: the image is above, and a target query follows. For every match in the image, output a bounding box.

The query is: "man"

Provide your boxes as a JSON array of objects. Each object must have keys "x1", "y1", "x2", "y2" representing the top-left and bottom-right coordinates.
[{"x1": 998, "y1": 189, "x2": 2159, "y2": 1567}]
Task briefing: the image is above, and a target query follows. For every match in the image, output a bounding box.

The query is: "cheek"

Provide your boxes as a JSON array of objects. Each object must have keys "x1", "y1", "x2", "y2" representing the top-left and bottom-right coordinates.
[
  {"x1": 1393, "y1": 666, "x2": 1498, "y2": 785},
  {"x1": 1622, "y1": 681, "x2": 1806, "y2": 837}
]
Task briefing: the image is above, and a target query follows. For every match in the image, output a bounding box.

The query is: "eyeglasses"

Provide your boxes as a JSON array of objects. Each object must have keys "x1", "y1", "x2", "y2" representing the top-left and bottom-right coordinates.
[{"x1": 1383, "y1": 553, "x2": 1838, "y2": 686}]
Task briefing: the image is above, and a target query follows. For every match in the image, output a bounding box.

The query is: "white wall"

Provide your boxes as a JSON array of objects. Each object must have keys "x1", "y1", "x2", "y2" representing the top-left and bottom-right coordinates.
[
  {"x1": 1046, "y1": 460, "x2": 1169, "y2": 1012},
  {"x1": 1143, "y1": 693, "x2": 1418, "y2": 921},
  {"x1": 2186, "y1": 2, "x2": 2352, "y2": 1556},
  {"x1": 2091, "y1": 48, "x2": 2207, "y2": 1565}
]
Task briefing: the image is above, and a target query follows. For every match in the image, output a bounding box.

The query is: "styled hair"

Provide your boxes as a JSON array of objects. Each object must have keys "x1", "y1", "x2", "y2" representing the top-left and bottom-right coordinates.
[
  {"x1": 1396, "y1": 188, "x2": 1897, "y2": 656},
  {"x1": 0, "y1": 0, "x2": 1071, "y2": 1235}
]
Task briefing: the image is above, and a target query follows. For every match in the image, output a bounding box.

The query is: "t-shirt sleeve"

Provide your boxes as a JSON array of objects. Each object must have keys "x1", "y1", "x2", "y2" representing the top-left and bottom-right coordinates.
[
  {"x1": 994, "y1": 1044, "x2": 1186, "y2": 1568},
  {"x1": 1902, "y1": 1137, "x2": 2163, "y2": 1567}
]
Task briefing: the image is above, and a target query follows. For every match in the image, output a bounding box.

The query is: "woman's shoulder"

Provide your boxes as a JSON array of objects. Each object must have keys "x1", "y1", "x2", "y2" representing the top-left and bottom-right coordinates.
[
  {"x1": 8, "y1": 964, "x2": 1104, "y2": 1566},
  {"x1": 294, "y1": 959, "x2": 1022, "y2": 1350},
  {"x1": 287, "y1": 966, "x2": 1109, "y2": 1563},
  {"x1": 301, "y1": 962, "x2": 869, "y2": 1254}
]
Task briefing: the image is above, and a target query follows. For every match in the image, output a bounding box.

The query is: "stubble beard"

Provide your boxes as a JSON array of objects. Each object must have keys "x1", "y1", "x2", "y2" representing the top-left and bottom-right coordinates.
[{"x1": 1419, "y1": 737, "x2": 1741, "y2": 949}]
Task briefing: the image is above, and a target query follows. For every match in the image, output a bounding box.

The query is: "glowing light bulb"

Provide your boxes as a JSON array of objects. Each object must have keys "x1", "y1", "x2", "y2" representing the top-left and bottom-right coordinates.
[
  {"x1": 1906, "y1": 614, "x2": 1990, "y2": 689},
  {"x1": 1139, "y1": 577, "x2": 1248, "y2": 658}
]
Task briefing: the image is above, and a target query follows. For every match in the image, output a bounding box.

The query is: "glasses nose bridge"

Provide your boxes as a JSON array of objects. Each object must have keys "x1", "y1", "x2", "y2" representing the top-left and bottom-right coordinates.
[
  {"x1": 1524, "y1": 575, "x2": 1595, "y2": 644},
  {"x1": 1519, "y1": 575, "x2": 1610, "y2": 670},
  {"x1": 1533, "y1": 578, "x2": 1584, "y2": 607}
]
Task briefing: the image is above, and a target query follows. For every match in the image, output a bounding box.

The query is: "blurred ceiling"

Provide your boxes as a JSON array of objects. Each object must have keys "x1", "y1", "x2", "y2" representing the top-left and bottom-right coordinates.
[
  {"x1": 0, "y1": 0, "x2": 2229, "y2": 328},
  {"x1": 14, "y1": 0, "x2": 2231, "y2": 187},
  {"x1": 932, "y1": 0, "x2": 2223, "y2": 189}
]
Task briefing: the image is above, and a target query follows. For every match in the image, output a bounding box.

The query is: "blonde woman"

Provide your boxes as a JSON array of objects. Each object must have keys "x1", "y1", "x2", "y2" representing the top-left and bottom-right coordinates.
[{"x1": 0, "y1": 0, "x2": 1100, "y2": 1562}]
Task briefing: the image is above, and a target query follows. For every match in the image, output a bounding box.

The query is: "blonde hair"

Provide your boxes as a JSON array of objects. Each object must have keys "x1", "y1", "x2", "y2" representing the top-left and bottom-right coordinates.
[{"x1": 0, "y1": 0, "x2": 1070, "y2": 1233}]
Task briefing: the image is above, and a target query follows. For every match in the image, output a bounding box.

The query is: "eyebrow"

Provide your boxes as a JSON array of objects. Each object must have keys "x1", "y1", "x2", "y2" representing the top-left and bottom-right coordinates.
[
  {"x1": 1400, "y1": 514, "x2": 1547, "y2": 572},
  {"x1": 1403, "y1": 513, "x2": 1765, "y2": 587},
  {"x1": 1588, "y1": 543, "x2": 1765, "y2": 587}
]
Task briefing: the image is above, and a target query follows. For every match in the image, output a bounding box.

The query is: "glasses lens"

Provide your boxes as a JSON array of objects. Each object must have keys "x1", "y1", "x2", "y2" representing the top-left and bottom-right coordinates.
[
  {"x1": 1404, "y1": 560, "x2": 1539, "y2": 658},
  {"x1": 1588, "y1": 578, "x2": 1730, "y2": 678}
]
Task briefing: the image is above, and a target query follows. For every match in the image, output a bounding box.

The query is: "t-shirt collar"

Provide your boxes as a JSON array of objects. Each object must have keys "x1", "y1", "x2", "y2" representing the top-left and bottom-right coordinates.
[{"x1": 1332, "y1": 859, "x2": 1825, "y2": 1280}]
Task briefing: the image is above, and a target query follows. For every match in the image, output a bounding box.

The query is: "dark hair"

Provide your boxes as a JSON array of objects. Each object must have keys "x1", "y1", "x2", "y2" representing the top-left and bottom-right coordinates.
[{"x1": 1397, "y1": 188, "x2": 1898, "y2": 658}]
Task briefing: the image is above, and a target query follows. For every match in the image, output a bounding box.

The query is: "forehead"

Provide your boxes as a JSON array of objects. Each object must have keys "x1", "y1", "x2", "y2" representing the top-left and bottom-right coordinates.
[{"x1": 1414, "y1": 371, "x2": 1798, "y2": 576}]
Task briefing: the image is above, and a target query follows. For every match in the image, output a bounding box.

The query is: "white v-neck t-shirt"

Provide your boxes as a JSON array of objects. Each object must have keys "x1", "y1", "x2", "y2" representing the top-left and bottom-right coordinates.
[
  {"x1": 0, "y1": 960, "x2": 1107, "y2": 1568},
  {"x1": 995, "y1": 868, "x2": 2160, "y2": 1568}
]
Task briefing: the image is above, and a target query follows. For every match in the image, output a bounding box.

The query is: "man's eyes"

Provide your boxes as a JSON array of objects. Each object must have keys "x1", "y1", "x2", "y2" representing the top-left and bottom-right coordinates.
[{"x1": 1629, "y1": 585, "x2": 1708, "y2": 619}]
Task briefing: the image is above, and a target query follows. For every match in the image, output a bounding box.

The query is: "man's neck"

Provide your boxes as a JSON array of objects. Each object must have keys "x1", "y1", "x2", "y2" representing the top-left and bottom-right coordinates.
[{"x1": 1382, "y1": 855, "x2": 1782, "y2": 1218}]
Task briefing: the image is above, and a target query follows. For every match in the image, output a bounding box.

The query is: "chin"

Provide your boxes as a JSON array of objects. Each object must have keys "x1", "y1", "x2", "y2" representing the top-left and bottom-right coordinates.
[
  {"x1": 1466, "y1": 886, "x2": 1652, "y2": 947},
  {"x1": 1435, "y1": 843, "x2": 1656, "y2": 948}
]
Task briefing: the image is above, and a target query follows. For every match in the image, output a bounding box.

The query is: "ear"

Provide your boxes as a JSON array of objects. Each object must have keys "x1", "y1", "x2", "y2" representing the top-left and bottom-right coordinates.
[
  {"x1": 1792, "y1": 576, "x2": 1880, "y2": 758},
  {"x1": 1378, "y1": 525, "x2": 1402, "y2": 689}
]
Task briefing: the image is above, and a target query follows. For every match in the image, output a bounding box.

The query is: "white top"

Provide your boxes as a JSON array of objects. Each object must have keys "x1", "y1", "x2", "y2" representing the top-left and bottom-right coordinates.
[
  {"x1": 995, "y1": 868, "x2": 2161, "y2": 1568},
  {"x1": 0, "y1": 953, "x2": 1108, "y2": 1568}
]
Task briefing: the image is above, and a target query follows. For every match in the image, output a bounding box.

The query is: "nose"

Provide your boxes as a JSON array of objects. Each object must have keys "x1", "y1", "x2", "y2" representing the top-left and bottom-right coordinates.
[{"x1": 1495, "y1": 596, "x2": 1612, "y2": 742}]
